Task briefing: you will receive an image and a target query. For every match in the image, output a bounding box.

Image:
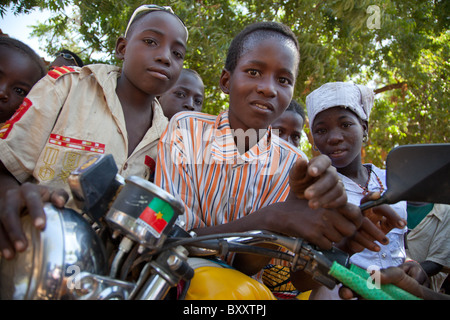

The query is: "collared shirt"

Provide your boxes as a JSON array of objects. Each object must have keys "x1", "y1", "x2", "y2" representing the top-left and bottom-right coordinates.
[
  {"x1": 407, "y1": 203, "x2": 450, "y2": 291},
  {"x1": 0, "y1": 64, "x2": 168, "y2": 209},
  {"x1": 341, "y1": 164, "x2": 408, "y2": 269},
  {"x1": 154, "y1": 110, "x2": 307, "y2": 231}
]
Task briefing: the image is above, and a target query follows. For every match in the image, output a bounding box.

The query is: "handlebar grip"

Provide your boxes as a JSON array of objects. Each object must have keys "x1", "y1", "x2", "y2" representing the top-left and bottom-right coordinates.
[
  {"x1": 329, "y1": 263, "x2": 422, "y2": 300},
  {"x1": 381, "y1": 283, "x2": 422, "y2": 300},
  {"x1": 329, "y1": 262, "x2": 394, "y2": 300},
  {"x1": 349, "y1": 264, "x2": 421, "y2": 300}
]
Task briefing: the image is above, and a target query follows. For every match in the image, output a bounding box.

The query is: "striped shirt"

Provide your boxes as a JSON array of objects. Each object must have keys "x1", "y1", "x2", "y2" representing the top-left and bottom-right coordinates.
[{"x1": 154, "y1": 110, "x2": 307, "y2": 231}]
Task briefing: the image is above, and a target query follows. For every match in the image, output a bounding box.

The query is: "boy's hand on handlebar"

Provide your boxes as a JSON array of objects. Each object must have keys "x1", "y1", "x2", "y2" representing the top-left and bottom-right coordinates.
[
  {"x1": 289, "y1": 155, "x2": 347, "y2": 210},
  {"x1": 0, "y1": 183, "x2": 68, "y2": 259},
  {"x1": 275, "y1": 200, "x2": 361, "y2": 250}
]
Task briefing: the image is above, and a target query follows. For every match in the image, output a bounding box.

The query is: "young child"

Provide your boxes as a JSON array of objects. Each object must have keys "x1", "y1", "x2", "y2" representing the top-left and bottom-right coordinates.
[
  {"x1": 271, "y1": 99, "x2": 306, "y2": 147},
  {"x1": 155, "y1": 22, "x2": 402, "y2": 294},
  {"x1": 158, "y1": 68, "x2": 204, "y2": 120},
  {"x1": 48, "y1": 49, "x2": 84, "y2": 71},
  {"x1": 306, "y1": 81, "x2": 411, "y2": 299},
  {"x1": 0, "y1": 5, "x2": 189, "y2": 259},
  {"x1": 0, "y1": 36, "x2": 47, "y2": 124}
]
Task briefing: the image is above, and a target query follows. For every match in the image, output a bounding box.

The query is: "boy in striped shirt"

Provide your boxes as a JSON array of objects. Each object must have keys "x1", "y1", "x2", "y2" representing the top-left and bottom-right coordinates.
[{"x1": 155, "y1": 21, "x2": 402, "y2": 293}]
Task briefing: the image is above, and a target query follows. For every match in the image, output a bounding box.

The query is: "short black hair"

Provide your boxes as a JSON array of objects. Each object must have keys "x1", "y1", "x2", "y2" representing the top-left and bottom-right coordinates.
[
  {"x1": 286, "y1": 99, "x2": 306, "y2": 122},
  {"x1": 0, "y1": 36, "x2": 47, "y2": 78},
  {"x1": 56, "y1": 49, "x2": 84, "y2": 67},
  {"x1": 182, "y1": 68, "x2": 203, "y2": 82},
  {"x1": 125, "y1": 9, "x2": 187, "y2": 39},
  {"x1": 224, "y1": 21, "x2": 300, "y2": 75}
]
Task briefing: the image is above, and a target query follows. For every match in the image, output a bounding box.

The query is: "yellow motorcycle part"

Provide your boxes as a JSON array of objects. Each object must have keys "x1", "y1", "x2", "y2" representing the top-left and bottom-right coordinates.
[{"x1": 184, "y1": 266, "x2": 276, "y2": 300}]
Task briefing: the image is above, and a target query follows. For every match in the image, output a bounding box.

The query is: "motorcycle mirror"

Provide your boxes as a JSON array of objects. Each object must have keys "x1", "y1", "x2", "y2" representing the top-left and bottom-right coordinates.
[{"x1": 360, "y1": 144, "x2": 450, "y2": 211}]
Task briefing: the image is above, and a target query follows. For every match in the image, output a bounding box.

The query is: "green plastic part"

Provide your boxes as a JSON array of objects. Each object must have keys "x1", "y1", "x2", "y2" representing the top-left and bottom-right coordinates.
[
  {"x1": 381, "y1": 283, "x2": 422, "y2": 300},
  {"x1": 350, "y1": 264, "x2": 369, "y2": 278},
  {"x1": 349, "y1": 264, "x2": 421, "y2": 300},
  {"x1": 330, "y1": 263, "x2": 422, "y2": 300},
  {"x1": 329, "y1": 262, "x2": 394, "y2": 300}
]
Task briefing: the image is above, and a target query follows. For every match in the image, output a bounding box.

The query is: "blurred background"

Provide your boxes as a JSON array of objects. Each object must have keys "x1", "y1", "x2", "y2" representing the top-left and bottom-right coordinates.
[{"x1": 1, "y1": 0, "x2": 448, "y2": 164}]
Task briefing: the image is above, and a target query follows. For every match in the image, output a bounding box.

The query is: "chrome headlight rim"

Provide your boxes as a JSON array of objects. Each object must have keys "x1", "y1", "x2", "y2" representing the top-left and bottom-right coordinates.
[{"x1": 0, "y1": 203, "x2": 107, "y2": 300}]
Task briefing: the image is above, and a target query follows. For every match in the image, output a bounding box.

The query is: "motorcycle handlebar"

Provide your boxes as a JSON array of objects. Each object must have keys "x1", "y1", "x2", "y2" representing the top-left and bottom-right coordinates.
[{"x1": 160, "y1": 229, "x2": 422, "y2": 300}]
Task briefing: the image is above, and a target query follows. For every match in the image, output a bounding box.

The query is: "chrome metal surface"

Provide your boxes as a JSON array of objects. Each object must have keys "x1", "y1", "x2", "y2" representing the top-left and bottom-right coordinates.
[
  {"x1": 71, "y1": 272, "x2": 136, "y2": 300},
  {"x1": 126, "y1": 176, "x2": 185, "y2": 214},
  {"x1": 106, "y1": 209, "x2": 159, "y2": 245},
  {"x1": 0, "y1": 203, "x2": 107, "y2": 300},
  {"x1": 105, "y1": 176, "x2": 184, "y2": 248}
]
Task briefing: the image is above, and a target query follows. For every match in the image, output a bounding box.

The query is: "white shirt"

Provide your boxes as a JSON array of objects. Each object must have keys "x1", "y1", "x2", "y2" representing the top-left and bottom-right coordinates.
[
  {"x1": 310, "y1": 164, "x2": 407, "y2": 300},
  {"x1": 342, "y1": 164, "x2": 407, "y2": 270}
]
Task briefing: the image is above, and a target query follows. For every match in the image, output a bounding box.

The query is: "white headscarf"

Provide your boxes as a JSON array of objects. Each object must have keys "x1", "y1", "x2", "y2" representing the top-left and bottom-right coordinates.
[{"x1": 306, "y1": 82, "x2": 374, "y2": 130}]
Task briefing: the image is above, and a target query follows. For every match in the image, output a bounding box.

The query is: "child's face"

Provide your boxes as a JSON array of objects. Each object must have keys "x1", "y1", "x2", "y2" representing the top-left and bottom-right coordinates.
[
  {"x1": 312, "y1": 107, "x2": 367, "y2": 169},
  {"x1": 158, "y1": 71, "x2": 204, "y2": 119},
  {"x1": 221, "y1": 37, "x2": 297, "y2": 132},
  {"x1": 272, "y1": 110, "x2": 304, "y2": 147},
  {"x1": 0, "y1": 47, "x2": 43, "y2": 123},
  {"x1": 117, "y1": 11, "x2": 187, "y2": 97}
]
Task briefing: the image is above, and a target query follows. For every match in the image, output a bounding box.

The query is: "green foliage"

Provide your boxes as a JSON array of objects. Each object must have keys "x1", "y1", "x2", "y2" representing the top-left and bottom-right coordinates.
[{"x1": 2, "y1": 0, "x2": 448, "y2": 166}]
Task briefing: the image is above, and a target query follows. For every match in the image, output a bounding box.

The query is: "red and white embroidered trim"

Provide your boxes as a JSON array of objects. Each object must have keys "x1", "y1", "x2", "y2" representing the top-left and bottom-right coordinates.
[
  {"x1": 49, "y1": 134, "x2": 105, "y2": 154},
  {"x1": 0, "y1": 98, "x2": 33, "y2": 139}
]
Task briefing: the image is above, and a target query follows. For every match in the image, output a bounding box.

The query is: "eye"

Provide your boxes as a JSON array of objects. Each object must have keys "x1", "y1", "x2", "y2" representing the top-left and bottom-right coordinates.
[
  {"x1": 173, "y1": 50, "x2": 184, "y2": 60},
  {"x1": 143, "y1": 38, "x2": 157, "y2": 46},
  {"x1": 14, "y1": 87, "x2": 27, "y2": 97},
  {"x1": 278, "y1": 77, "x2": 293, "y2": 85},
  {"x1": 247, "y1": 69, "x2": 261, "y2": 77},
  {"x1": 292, "y1": 134, "x2": 301, "y2": 143},
  {"x1": 174, "y1": 91, "x2": 186, "y2": 98},
  {"x1": 194, "y1": 98, "x2": 203, "y2": 106},
  {"x1": 314, "y1": 128, "x2": 327, "y2": 135},
  {"x1": 342, "y1": 122, "x2": 353, "y2": 128}
]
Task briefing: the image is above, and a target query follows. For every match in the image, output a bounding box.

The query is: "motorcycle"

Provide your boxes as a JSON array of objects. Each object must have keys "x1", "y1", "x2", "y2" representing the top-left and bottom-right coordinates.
[{"x1": 1, "y1": 144, "x2": 449, "y2": 300}]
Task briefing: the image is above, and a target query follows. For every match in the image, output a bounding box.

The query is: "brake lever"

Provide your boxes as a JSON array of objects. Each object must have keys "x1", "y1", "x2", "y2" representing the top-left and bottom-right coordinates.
[{"x1": 290, "y1": 243, "x2": 349, "y2": 290}]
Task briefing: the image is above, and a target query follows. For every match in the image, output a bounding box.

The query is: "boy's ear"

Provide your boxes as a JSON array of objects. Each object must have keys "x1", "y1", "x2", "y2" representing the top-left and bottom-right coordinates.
[
  {"x1": 219, "y1": 69, "x2": 230, "y2": 94},
  {"x1": 115, "y1": 36, "x2": 127, "y2": 60}
]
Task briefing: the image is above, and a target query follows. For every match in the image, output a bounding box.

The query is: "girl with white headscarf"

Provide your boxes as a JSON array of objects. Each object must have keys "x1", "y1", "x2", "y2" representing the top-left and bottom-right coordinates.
[{"x1": 305, "y1": 82, "x2": 422, "y2": 299}]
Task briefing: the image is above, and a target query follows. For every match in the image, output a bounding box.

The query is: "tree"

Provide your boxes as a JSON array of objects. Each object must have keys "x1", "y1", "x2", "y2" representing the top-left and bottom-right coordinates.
[{"x1": 2, "y1": 0, "x2": 448, "y2": 166}]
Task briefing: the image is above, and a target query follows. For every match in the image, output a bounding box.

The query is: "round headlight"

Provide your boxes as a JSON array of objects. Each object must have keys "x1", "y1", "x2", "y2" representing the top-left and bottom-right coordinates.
[{"x1": 0, "y1": 203, "x2": 107, "y2": 300}]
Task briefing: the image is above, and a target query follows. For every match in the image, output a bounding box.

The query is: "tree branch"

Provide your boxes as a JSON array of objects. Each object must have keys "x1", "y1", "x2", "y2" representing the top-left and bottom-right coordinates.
[{"x1": 374, "y1": 82, "x2": 407, "y2": 94}]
